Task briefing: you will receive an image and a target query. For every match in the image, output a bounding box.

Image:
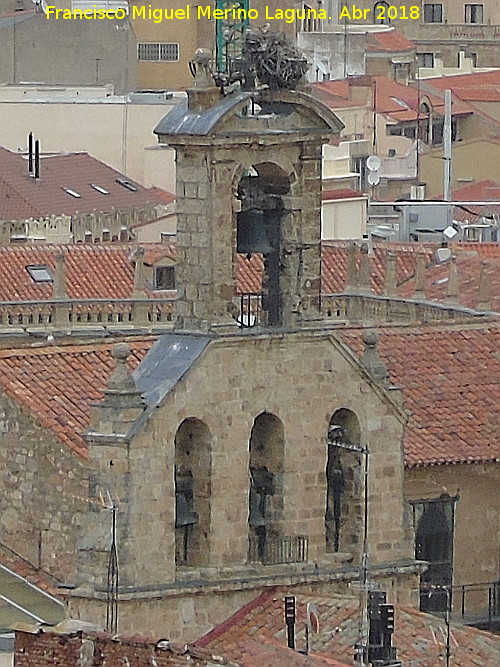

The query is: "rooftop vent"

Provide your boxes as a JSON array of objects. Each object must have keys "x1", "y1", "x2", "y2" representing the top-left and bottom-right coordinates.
[
  {"x1": 91, "y1": 184, "x2": 110, "y2": 194},
  {"x1": 116, "y1": 178, "x2": 138, "y2": 192},
  {"x1": 63, "y1": 188, "x2": 81, "y2": 198}
]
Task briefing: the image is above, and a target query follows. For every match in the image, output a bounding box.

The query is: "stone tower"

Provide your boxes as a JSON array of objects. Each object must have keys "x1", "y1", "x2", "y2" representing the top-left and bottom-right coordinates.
[{"x1": 154, "y1": 57, "x2": 343, "y2": 331}]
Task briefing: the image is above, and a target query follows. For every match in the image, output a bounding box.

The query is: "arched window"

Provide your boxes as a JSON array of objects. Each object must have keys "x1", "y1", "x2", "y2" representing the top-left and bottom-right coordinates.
[
  {"x1": 413, "y1": 494, "x2": 456, "y2": 612},
  {"x1": 325, "y1": 409, "x2": 362, "y2": 554},
  {"x1": 248, "y1": 412, "x2": 284, "y2": 563},
  {"x1": 174, "y1": 418, "x2": 211, "y2": 567},
  {"x1": 374, "y1": 1, "x2": 390, "y2": 24}
]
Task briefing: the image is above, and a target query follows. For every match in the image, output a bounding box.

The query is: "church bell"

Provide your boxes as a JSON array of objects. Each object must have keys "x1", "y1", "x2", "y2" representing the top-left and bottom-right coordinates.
[
  {"x1": 248, "y1": 488, "x2": 267, "y2": 527},
  {"x1": 237, "y1": 209, "x2": 273, "y2": 256},
  {"x1": 175, "y1": 493, "x2": 199, "y2": 527}
]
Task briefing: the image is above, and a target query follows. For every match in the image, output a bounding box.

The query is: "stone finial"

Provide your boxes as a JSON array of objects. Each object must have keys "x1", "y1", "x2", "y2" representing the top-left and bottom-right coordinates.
[
  {"x1": 107, "y1": 343, "x2": 138, "y2": 393},
  {"x1": 478, "y1": 260, "x2": 492, "y2": 311},
  {"x1": 87, "y1": 343, "x2": 145, "y2": 437},
  {"x1": 53, "y1": 251, "x2": 67, "y2": 299},
  {"x1": 361, "y1": 330, "x2": 389, "y2": 385},
  {"x1": 345, "y1": 243, "x2": 359, "y2": 294},
  {"x1": 133, "y1": 246, "x2": 147, "y2": 298},
  {"x1": 187, "y1": 48, "x2": 222, "y2": 112},
  {"x1": 358, "y1": 244, "x2": 372, "y2": 294},
  {"x1": 414, "y1": 249, "x2": 427, "y2": 299},
  {"x1": 445, "y1": 255, "x2": 459, "y2": 306},
  {"x1": 384, "y1": 251, "x2": 397, "y2": 297}
]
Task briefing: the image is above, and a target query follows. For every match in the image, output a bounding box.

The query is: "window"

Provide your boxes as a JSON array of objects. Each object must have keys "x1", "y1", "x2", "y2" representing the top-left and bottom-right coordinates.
[
  {"x1": 387, "y1": 126, "x2": 402, "y2": 136},
  {"x1": 388, "y1": 148, "x2": 397, "y2": 157},
  {"x1": 154, "y1": 266, "x2": 175, "y2": 290},
  {"x1": 412, "y1": 494, "x2": 458, "y2": 612},
  {"x1": 374, "y1": 1, "x2": 390, "y2": 24},
  {"x1": 403, "y1": 125, "x2": 417, "y2": 139},
  {"x1": 423, "y1": 3, "x2": 443, "y2": 22},
  {"x1": 465, "y1": 4, "x2": 483, "y2": 23},
  {"x1": 26, "y1": 265, "x2": 53, "y2": 282},
  {"x1": 418, "y1": 52, "x2": 435, "y2": 68},
  {"x1": 137, "y1": 42, "x2": 179, "y2": 62}
]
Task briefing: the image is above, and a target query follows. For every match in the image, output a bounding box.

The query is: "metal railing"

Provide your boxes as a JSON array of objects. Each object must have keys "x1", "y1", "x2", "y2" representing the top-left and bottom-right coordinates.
[
  {"x1": 237, "y1": 292, "x2": 263, "y2": 328},
  {"x1": 248, "y1": 535, "x2": 308, "y2": 565},
  {"x1": 453, "y1": 580, "x2": 500, "y2": 629}
]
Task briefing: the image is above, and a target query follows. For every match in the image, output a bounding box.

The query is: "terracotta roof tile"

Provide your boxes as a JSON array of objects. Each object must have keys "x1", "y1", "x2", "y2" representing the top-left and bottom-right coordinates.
[
  {"x1": 343, "y1": 323, "x2": 500, "y2": 467},
  {"x1": 0, "y1": 339, "x2": 154, "y2": 459},
  {"x1": 198, "y1": 590, "x2": 500, "y2": 666},
  {"x1": 366, "y1": 29, "x2": 415, "y2": 53},
  {"x1": 0, "y1": 147, "x2": 172, "y2": 219}
]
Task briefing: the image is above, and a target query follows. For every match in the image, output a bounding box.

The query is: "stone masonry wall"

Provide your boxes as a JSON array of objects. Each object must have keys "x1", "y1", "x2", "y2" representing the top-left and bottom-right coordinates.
[
  {"x1": 0, "y1": 392, "x2": 89, "y2": 582},
  {"x1": 87, "y1": 331, "x2": 411, "y2": 593}
]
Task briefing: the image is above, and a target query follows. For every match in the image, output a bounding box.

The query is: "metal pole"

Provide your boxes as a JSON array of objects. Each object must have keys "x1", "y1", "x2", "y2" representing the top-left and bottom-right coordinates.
[{"x1": 444, "y1": 89, "x2": 453, "y2": 226}]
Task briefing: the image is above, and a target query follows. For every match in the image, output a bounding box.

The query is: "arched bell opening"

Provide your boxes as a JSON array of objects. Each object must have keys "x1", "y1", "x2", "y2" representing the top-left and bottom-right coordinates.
[
  {"x1": 325, "y1": 408, "x2": 363, "y2": 555},
  {"x1": 174, "y1": 418, "x2": 212, "y2": 567},
  {"x1": 248, "y1": 411, "x2": 285, "y2": 563},
  {"x1": 236, "y1": 162, "x2": 292, "y2": 327}
]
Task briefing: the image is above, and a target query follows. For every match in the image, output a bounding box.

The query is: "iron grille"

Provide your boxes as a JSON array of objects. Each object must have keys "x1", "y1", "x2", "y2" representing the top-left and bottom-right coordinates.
[{"x1": 248, "y1": 535, "x2": 308, "y2": 565}]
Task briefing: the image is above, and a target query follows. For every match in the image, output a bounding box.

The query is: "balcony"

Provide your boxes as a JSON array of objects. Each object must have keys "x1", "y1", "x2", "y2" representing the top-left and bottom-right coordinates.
[
  {"x1": 248, "y1": 535, "x2": 309, "y2": 565},
  {"x1": 453, "y1": 581, "x2": 500, "y2": 631}
]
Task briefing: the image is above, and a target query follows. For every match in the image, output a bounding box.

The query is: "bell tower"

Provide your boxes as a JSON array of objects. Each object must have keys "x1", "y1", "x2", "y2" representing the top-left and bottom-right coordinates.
[{"x1": 154, "y1": 49, "x2": 343, "y2": 332}]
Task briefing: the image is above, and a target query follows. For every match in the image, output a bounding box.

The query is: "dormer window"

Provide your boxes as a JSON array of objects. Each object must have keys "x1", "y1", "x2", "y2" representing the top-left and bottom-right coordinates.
[
  {"x1": 116, "y1": 178, "x2": 138, "y2": 192},
  {"x1": 155, "y1": 266, "x2": 175, "y2": 290},
  {"x1": 26, "y1": 265, "x2": 53, "y2": 282},
  {"x1": 90, "y1": 184, "x2": 110, "y2": 195}
]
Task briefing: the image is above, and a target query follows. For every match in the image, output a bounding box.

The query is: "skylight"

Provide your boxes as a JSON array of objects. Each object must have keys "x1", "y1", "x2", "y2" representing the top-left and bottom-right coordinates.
[
  {"x1": 116, "y1": 178, "x2": 139, "y2": 192},
  {"x1": 63, "y1": 188, "x2": 81, "y2": 198},
  {"x1": 90, "y1": 184, "x2": 110, "y2": 195},
  {"x1": 390, "y1": 97, "x2": 410, "y2": 109},
  {"x1": 26, "y1": 265, "x2": 53, "y2": 282}
]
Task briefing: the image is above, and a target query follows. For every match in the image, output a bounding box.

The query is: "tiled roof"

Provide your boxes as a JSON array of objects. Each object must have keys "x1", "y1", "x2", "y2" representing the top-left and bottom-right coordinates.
[
  {"x1": 366, "y1": 29, "x2": 415, "y2": 53},
  {"x1": 343, "y1": 323, "x2": 500, "y2": 467},
  {"x1": 0, "y1": 147, "x2": 172, "y2": 220},
  {"x1": 322, "y1": 189, "x2": 365, "y2": 201},
  {"x1": 448, "y1": 180, "x2": 500, "y2": 222},
  {"x1": 427, "y1": 70, "x2": 500, "y2": 102},
  {"x1": 0, "y1": 339, "x2": 154, "y2": 458},
  {"x1": 313, "y1": 76, "x2": 472, "y2": 122},
  {"x1": 198, "y1": 590, "x2": 500, "y2": 667},
  {"x1": 397, "y1": 247, "x2": 500, "y2": 310},
  {"x1": 0, "y1": 243, "x2": 176, "y2": 301}
]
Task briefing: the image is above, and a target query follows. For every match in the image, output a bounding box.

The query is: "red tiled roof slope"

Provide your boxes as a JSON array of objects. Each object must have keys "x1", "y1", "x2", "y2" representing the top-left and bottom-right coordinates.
[
  {"x1": 198, "y1": 590, "x2": 500, "y2": 667},
  {"x1": 0, "y1": 147, "x2": 171, "y2": 219},
  {"x1": 343, "y1": 324, "x2": 500, "y2": 466},
  {"x1": 367, "y1": 29, "x2": 415, "y2": 53},
  {"x1": 0, "y1": 339, "x2": 154, "y2": 459},
  {"x1": 0, "y1": 243, "x2": 175, "y2": 301}
]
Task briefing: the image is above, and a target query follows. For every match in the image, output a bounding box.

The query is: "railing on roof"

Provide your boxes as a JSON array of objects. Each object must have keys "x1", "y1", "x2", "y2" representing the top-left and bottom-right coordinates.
[
  {"x1": 248, "y1": 534, "x2": 308, "y2": 565},
  {"x1": 0, "y1": 298, "x2": 176, "y2": 333},
  {"x1": 452, "y1": 580, "x2": 500, "y2": 630},
  {"x1": 321, "y1": 293, "x2": 493, "y2": 323}
]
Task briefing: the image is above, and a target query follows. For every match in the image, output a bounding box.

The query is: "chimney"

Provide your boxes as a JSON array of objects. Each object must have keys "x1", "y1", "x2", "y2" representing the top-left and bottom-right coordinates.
[
  {"x1": 345, "y1": 243, "x2": 359, "y2": 293},
  {"x1": 347, "y1": 76, "x2": 373, "y2": 106},
  {"x1": 53, "y1": 251, "x2": 67, "y2": 299},
  {"x1": 477, "y1": 260, "x2": 491, "y2": 311},
  {"x1": 28, "y1": 132, "x2": 34, "y2": 174},
  {"x1": 445, "y1": 255, "x2": 459, "y2": 306},
  {"x1": 414, "y1": 249, "x2": 427, "y2": 299},
  {"x1": 384, "y1": 251, "x2": 397, "y2": 297},
  {"x1": 358, "y1": 243, "x2": 372, "y2": 294},
  {"x1": 34, "y1": 139, "x2": 40, "y2": 179}
]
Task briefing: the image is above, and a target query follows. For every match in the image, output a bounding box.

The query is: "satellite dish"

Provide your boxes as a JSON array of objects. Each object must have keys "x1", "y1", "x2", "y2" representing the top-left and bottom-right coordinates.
[
  {"x1": 436, "y1": 247, "x2": 452, "y2": 263},
  {"x1": 367, "y1": 171, "x2": 380, "y2": 186},
  {"x1": 307, "y1": 603, "x2": 320, "y2": 634},
  {"x1": 367, "y1": 155, "x2": 381, "y2": 171}
]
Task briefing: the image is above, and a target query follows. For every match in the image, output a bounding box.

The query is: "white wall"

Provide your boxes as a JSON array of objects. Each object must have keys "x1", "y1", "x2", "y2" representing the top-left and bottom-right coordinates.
[{"x1": 322, "y1": 197, "x2": 367, "y2": 240}]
